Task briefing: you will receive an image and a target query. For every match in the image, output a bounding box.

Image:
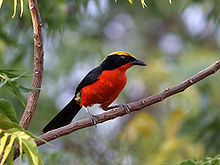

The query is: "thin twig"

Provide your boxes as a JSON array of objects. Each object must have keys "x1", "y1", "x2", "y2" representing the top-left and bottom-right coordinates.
[
  {"x1": 19, "y1": 0, "x2": 44, "y2": 130},
  {"x1": 13, "y1": 60, "x2": 220, "y2": 160}
]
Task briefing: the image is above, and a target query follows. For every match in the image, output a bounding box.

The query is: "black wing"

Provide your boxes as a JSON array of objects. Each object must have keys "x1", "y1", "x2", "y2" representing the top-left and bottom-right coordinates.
[{"x1": 75, "y1": 66, "x2": 103, "y2": 95}]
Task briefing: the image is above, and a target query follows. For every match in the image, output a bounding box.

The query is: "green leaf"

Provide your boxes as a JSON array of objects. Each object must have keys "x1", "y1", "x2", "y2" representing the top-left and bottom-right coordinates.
[
  {"x1": 0, "y1": 133, "x2": 9, "y2": 156},
  {"x1": 9, "y1": 73, "x2": 25, "y2": 82},
  {"x1": 0, "y1": 128, "x2": 44, "y2": 165},
  {"x1": 0, "y1": 0, "x2": 24, "y2": 18},
  {"x1": 0, "y1": 69, "x2": 27, "y2": 106},
  {"x1": 178, "y1": 160, "x2": 198, "y2": 165},
  {"x1": 0, "y1": 0, "x2": 4, "y2": 8},
  {"x1": 7, "y1": 129, "x2": 44, "y2": 165},
  {"x1": 141, "y1": 0, "x2": 148, "y2": 8},
  {"x1": 6, "y1": 81, "x2": 25, "y2": 107},
  {"x1": 0, "y1": 135, "x2": 16, "y2": 165},
  {"x1": 18, "y1": 135, "x2": 24, "y2": 161},
  {"x1": 25, "y1": 130, "x2": 51, "y2": 147},
  {"x1": 128, "y1": 0, "x2": 133, "y2": 5},
  {"x1": 6, "y1": 145, "x2": 14, "y2": 165},
  {"x1": 0, "y1": 75, "x2": 8, "y2": 88},
  {"x1": 12, "y1": 130, "x2": 29, "y2": 161},
  {"x1": 0, "y1": 99, "x2": 18, "y2": 123},
  {"x1": 0, "y1": 105, "x2": 44, "y2": 165},
  {"x1": 199, "y1": 155, "x2": 220, "y2": 165},
  {"x1": 19, "y1": 86, "x2": 41, "y2": 92},
  {"x1": 22, "y1": 136, "x2": 43, "y2": 165},
  {"x1": 0, "y1": 69, "x2": 28, "y2": 79},
  {"x1": 0, "y1": 114, "x2": 21, "y2": 130},
  {"x1": 177, "y1": 155, "x2": 220, "y2": 165}
]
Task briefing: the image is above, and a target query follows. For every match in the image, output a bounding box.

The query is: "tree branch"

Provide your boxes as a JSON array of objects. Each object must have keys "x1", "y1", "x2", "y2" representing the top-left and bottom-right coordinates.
[
  {"x1": 13, "y1": 60, "x2": 220, "y2": 160},
  {"x1": 19, "y1": 0, "x2": 44, "y2": 130}
]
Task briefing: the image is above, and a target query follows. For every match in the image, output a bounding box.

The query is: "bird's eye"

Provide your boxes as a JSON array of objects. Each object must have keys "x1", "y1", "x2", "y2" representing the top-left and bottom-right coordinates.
[{"x1": 120, "y1": 56, "x2": 125, "y2": 59}]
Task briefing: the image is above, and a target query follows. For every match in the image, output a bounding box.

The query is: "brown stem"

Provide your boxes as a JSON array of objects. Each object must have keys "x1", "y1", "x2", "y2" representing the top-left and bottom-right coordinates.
[
  {"x1": 19, "y1": 0, "x2": 44, "y2": 130},
  {"x1": 12, "y1": 60, "x2": 220, "y2": 160}
]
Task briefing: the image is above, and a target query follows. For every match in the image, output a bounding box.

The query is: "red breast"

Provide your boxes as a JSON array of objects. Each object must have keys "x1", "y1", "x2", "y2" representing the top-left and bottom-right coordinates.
[{"x1": 80, "y1": 63, "x2": 133, "y2": 109}]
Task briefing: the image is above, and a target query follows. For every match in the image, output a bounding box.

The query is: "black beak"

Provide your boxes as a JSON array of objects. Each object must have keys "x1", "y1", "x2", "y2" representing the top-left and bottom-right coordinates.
[{"x1": 132, "y1": 59, "x2": 147, "y2": 66}]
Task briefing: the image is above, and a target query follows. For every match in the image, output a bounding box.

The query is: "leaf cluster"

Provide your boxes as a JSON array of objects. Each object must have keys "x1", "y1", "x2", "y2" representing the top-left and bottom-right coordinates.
[
  {"x1": 0, "y1": 99, "x2": 43, "y2": 165},
  {"x1": 178, "y1": 155, "x2": 220, "y2": 165},
  {"x1": 0, "y1": 69, "x2": 38, "y2": 107}
]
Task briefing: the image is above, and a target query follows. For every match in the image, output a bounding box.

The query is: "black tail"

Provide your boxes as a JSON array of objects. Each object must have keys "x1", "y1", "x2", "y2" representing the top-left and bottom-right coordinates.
[{"x1": 43, "y1": 98, "x2": 81, "y2": 133}]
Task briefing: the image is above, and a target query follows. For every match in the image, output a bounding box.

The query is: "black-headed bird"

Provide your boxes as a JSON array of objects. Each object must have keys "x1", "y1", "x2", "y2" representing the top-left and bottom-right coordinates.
[{"x1": 43, "y1": 51, "x2": 146, "y2": 133}]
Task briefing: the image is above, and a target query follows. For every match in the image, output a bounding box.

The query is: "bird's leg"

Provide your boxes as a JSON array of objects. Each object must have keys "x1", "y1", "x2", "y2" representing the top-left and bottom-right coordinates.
[
  {"x1": 84, "y1": 107, "x2": 97, "y2": 128},
  {"x1": 103, "y1": 105, "x2": 120, "y2": 111},
  {"x1": 121, "y1": 104, "x2": 131, "y2": 115},
  {"x1": 104, "y1": 104, "x2": 131, "y2": 115}
]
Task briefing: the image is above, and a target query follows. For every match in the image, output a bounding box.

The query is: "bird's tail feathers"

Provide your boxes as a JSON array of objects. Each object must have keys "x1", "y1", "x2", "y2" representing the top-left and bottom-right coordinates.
[{"x1": 43, "y1": 98, "x2": 81, "y2": 133}]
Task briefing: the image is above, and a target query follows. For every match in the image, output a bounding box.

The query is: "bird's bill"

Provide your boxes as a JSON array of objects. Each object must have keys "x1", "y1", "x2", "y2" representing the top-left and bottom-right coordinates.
[{"x1": 132, "y1": 59, "x2": 147, "y2": 66}]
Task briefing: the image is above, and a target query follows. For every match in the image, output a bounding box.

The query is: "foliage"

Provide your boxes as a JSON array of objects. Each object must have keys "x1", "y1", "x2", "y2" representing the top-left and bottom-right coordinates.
[
  {"x1": 0, "y1": 99, "x2": 43, "y2": 165},
  {"x1": 0, "y1": 0, "x2": 220, "y2": 164},
  {"x1": 115, "y1": 0, "x2": 148, "y2": 8},
  {"x1": 0, "y1": 69, "x2": 29, "y2": 106},
  {"x1": 0, "y1": 0, "x2": 172, "y2": 19},
  {"x1": 177, "y1": 155, "x2": 220, "y2": 165},
  {"x1": 0, "y1": 0, "x2": 23, "y2": 18}
]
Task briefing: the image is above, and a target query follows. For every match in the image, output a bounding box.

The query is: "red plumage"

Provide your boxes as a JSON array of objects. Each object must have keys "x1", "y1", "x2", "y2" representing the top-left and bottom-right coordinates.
[{"x1": 81, "y1": 63, "x2": 133, "y2": 109}]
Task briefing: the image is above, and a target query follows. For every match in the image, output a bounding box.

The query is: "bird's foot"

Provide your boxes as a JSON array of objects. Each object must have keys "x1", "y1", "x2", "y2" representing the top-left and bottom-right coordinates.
[
  {"x1": 104, "y1": 104, "x2": 131, "y2": 115},
  {"x1": 89, "y1": 114, "x2": 97, "y2": 128},
  {"x1": 84, "y1": 107, "x2": 97, "y2": 128},
  {"x1": 121, "y1": 104, "x2": 131, "y2": 115}
]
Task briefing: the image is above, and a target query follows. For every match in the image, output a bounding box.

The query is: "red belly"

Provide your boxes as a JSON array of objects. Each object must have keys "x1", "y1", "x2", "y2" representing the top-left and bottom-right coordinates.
[{"x1": 80, "y1": 64, "x2": 131, "y2": 109}]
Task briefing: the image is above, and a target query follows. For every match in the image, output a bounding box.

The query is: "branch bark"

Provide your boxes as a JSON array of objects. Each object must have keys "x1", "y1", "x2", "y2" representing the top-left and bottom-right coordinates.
[
  {"x1": 19, "y1": 0, "x2": 44, "y2": 130},
  {"x1": 13, "y1": 60, "x2": 220, "y2": 160}
]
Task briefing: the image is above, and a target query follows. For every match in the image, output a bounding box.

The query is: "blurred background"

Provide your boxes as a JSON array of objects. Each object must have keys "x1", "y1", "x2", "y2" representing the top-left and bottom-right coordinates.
[{"x1": 0, "y1": 0, "x2": 220, "y2": 164}]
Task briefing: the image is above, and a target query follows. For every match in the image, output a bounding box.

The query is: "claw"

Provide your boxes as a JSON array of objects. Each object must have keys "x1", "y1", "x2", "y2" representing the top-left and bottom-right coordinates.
[
  {"x1": 89, "y1": 115, "x2": 97, "y2": 128},
  {"x1": 121, "y1": 104, "x2": 131, "y2": 115},
  {"x1": 84, "y1": 107, "x2": 97, "y2": 128},
  {"x1": 105, "y1": 104, "x2": 131, "y2": 115}
]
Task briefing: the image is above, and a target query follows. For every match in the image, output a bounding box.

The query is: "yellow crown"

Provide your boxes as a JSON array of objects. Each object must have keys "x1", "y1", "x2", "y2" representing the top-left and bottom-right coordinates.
[
  {"x1": 108, "y1": 51, "x2": 136, "y2": 59},
  {"x1": 101, "y1": 51, "x2": 136, "y2": 64}
]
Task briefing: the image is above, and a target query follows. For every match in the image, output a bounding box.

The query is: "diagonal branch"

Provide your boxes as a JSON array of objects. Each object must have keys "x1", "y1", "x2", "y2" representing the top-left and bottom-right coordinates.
[
  {"x1": 13, "y1": 60, "x2": 220, "y2": 160},
  {"x1": 19, "y1": 0, "x2": 44, "y2": 130}
]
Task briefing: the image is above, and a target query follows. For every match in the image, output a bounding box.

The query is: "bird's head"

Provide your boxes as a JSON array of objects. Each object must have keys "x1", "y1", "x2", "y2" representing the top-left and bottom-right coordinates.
[{"x1": 100, "y1": 51, "x2": 146, "y2": 71}]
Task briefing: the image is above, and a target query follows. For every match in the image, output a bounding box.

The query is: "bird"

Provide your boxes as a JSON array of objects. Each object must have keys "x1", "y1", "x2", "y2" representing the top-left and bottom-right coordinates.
[{"x1": 43, "y1": 51, "x2": 146, "y2": 133}]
